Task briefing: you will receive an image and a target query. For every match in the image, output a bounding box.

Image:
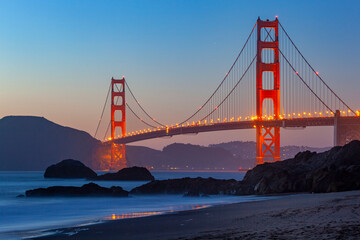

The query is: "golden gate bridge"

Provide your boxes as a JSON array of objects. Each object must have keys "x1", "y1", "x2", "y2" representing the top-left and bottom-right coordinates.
[{"x1": 93, "y1": 17, "x2": 360, "y2": 170}]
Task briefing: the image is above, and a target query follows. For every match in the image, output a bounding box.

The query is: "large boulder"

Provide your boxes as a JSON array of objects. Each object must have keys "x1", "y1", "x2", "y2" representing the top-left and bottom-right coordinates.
[
  {"x1": 44, "y1": 159, "x2": 97, "y2": 179},
  {"x1": 130, "y1": 177, "x2": 242, "y2": 196},
  {"x1": 26, "y1": 182, "x2": 128, "y2": 197},
  {"x1": 241, "y1": 140, "x2": 360, "y2": 194},
  {"x1": 94, "y1": 166, "x2": 154, "y2": 181}
]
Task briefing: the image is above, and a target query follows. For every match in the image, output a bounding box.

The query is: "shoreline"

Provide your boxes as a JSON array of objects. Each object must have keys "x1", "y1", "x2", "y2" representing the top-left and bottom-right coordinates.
[
  {"x1": 6, "y1": 195, "x2": 273, "y2": 240},
  {"x1": 30, "y1": 190, "x2": 360, "y2": 240}
]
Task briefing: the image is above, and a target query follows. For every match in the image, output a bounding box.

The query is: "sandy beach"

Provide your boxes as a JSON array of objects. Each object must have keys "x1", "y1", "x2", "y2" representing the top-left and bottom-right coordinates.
[{"x1": 32, "y1": 190, "x2": 360, "y2": 240}]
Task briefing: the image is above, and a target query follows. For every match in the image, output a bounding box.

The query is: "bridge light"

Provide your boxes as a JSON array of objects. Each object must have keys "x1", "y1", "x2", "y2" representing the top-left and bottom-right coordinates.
[
  {"x1": 296, "y1": 72, "x2": 298, "y2": 74},
  {"x1": 253, "y1": 125, "x2": 256, "y2": 128},
  {"x1": 348, "y1": 110, "x2": 351, "y2": 113},
  {"x1": 315, "y1": 72, "x2": 319, "y2": 75}
]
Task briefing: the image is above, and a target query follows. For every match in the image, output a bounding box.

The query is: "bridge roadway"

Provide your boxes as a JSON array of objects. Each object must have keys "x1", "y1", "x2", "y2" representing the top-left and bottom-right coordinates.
[{"x1": 106, "y1": 116, "x2": 360, "y2": 145}]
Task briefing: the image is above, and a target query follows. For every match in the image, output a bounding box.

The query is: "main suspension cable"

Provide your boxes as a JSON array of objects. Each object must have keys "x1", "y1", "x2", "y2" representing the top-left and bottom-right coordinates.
[
  {"x1": 200, "y1": 55, "x2": 257, "y2": 121},
  {"x1": 279, "y1": 21, "x2": 355, "y2": 115},
  {"x1": 94, "y1": 82, "x2": 111, "y2": 138},
  {"x1": 263, "y1": 28, "x2": 333, "y2": 113},
  {"x1": 179, "y1": 22, "x2": 258, "y2": 125},
  {"x1": 125, "y1": 81, "x2": 166, "y2": 127}
]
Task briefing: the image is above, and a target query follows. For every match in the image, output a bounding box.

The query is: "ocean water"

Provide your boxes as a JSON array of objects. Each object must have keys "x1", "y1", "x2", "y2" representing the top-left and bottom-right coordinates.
[{"x1": 0, "y1": 171, "x2": 272, "y2": 239}]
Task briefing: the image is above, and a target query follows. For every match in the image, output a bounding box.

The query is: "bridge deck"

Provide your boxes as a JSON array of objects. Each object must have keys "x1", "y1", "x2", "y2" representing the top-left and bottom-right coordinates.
[{"x1": 106, "y1": 116, "x2": 360, "y2": 145}]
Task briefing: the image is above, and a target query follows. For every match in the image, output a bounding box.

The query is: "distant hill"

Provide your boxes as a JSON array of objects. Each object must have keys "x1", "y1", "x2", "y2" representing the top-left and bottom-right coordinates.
[
  {"x1": 0, "y1": 116, "x2": 332, "y2": 171},
  {"x1": 210, "y1": 141, "x2": 331, "y2": 169},
  {"x1": 0, "y1": 116, "x2": 100, "y2": 170},
  {"x1": 160, "y1": 143, "x2": 239, "y2": 170}
]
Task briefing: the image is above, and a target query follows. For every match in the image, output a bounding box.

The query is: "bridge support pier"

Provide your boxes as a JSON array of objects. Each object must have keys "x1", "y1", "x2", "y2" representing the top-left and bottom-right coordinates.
[
  {"x1": 334, "y1": 110, "x2": 360, "y2": 146},
  {"x1": 110, "y1": 77, "x2": 127, "y2": 170}
]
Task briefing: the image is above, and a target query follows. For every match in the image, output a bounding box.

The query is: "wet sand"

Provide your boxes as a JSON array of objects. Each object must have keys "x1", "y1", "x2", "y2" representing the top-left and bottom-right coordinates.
[{"x1": 33, "y1": 190, "x2": 360, "y2": 240}]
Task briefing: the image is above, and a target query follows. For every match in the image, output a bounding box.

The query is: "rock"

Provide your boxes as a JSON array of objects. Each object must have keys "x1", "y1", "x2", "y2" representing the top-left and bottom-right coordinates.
[
  {"x1": 93, "y1": 166, "x2": 154, "y2": 181},
  {"x1": 44, "y1": 159, "x2": 97, "y2": 179},
  {"x1": 241, "y1": 140, "x2": 360, "y2": 194},
  {"x1": 25, "y1": 183, "x2": 128, "y2": 197},
  {"x1": 130, "y1": 177, "x2": 241, "y2": 196},
  {"x1": 16, "y1": 194, "x2": 25, "y2": 198}
]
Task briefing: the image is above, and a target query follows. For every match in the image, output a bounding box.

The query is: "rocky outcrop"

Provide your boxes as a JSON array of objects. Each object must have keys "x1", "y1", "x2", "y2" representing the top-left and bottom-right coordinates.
[
  {"x1": 93, "y1": 166, "x2": 154, "y2": 181},
  {"x1": 130, "y1": 177, "x2": 243, "y2": 196},
  {"x1": 242, "y1": 140, "x2": 360, "y2": 194},
  {"x1": 26, "y1": 183, "x2": 128, "y2": 197},
  {"x1": 130, "y1": 140, "x2": 360, "y2": 196},
  {"x1": 44, "y1": 159, "x2": 97, "y2": 179}
]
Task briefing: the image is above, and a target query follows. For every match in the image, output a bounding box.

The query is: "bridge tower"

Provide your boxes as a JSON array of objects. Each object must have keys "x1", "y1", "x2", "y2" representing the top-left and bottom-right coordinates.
[
  {"x1": 256, "y1": 18, "x2": 281, "y2": 165},
  {"x1": 110, "y1": 77, "x2": 127, "y2": 170}
]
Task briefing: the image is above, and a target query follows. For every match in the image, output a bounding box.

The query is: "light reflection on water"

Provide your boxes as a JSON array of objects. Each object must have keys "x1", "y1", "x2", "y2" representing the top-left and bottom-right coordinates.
[{"x1": 105, "y1": 204, "x2": 210, "y2": 220}]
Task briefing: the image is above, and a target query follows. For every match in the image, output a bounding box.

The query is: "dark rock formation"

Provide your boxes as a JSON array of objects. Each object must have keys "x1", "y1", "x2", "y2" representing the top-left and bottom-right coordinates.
[
  {"x1": 130, "y1": 140, "x2": 360, "y2": 196},
  {"x1": 130, "y1": 177, "x2": 242, "y2": 196},
  {"x1": 26, "y1": 183, "x2": 128, "y2": 197},
  {"x1": 242, "y1": 140, "x2": 360, "y2": 194},
  {"x1": 44, "y1": 159, "x2": 97, "y2": 179},
  {"x1": 93, "y1": 166, "x2": 154, "y2": 181}
]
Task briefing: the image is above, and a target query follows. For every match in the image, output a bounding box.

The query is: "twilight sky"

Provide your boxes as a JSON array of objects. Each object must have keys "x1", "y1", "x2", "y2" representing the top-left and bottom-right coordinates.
[{"x1": 0, "y1": 0, "x2": 359, "y2": 149}]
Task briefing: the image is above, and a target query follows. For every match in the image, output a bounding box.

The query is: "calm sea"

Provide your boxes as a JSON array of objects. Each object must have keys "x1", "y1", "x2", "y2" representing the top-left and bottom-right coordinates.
[{"x1": 0, "y1": 171, "x2": 272, "y2": 239}]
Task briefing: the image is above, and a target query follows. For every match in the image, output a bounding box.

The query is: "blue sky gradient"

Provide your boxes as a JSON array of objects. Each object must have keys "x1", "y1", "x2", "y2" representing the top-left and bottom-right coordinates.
[{"x1": 0, "y1": 0, "x2": 359, "y2": 149}]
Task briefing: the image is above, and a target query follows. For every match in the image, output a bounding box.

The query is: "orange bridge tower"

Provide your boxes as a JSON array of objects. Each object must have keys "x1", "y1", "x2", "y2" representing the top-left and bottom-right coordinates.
[
  {"x1": 256, "y1": 18, "x2": 281, "y2": 165},
  {"x1": 110, "y1": 77, "x2": 127, "y2": 170}
]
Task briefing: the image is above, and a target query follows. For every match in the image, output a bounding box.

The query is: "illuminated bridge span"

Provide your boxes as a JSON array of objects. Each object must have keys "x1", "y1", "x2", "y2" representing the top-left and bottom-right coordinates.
[{"x1": 94, "y1": 17, "x2": 360, "y2": 170}]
